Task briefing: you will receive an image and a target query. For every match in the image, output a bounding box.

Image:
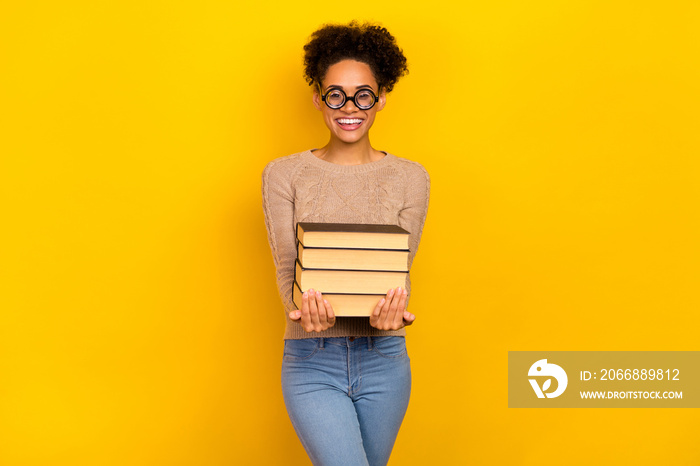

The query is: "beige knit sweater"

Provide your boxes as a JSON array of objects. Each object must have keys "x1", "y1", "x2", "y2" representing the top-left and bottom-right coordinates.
[{"x1": 262, "y1": 149, "x2": 430, "y2": 339}]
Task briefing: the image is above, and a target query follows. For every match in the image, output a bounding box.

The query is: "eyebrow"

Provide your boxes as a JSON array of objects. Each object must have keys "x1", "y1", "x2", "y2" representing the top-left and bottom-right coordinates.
[{"x1": 324, "y1": 84, "x2": 375, "y2": 92}]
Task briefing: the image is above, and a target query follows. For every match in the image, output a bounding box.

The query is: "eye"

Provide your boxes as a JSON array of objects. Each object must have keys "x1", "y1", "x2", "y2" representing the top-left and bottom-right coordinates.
[{"x1": 355, "y1": 90, "x2": 375, "y2": 107}]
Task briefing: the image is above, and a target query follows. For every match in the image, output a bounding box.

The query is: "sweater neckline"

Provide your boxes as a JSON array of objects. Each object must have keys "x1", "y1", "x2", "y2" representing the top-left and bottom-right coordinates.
[{"x1": 302, "y1": 149, "x2": 395, "y2": 173}]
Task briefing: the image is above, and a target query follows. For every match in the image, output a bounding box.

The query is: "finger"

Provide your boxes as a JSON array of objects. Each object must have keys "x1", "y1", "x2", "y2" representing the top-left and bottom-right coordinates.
[
  {"x1": 370, "y1": 297, "x2": 385, "y2": 327},
  {"x1": 323, "y1": 298, "x2": 336, "y2": 326},
  {"x1": 314, "y1": 290, "x2": 328, "y2": 327},
  {"x1": 289, "y1": 310, "x2": 301, "y2": 321},
  {"x1": 301, "y1": 289, "x2": 313, "y2": 332},
  {"x1": 393, "y1": 288, "x2": 408, "y2": 328},
  {"x1": 308, "y1": 289, "x2": 321, "y2": 331},
  {"x1": 385, "y1": 287, "x2": 402, "y2": 328},
  {"x1": 403, "y1": 310, "x2": 416, "y2": 326},
  {"x1": 379, "y1": 287, "x2": 396, "y2": 329}
]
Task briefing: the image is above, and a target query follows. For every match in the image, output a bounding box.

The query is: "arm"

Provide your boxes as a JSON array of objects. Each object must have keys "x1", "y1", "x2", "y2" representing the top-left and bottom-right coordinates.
[
  {"x1": 261, "y1": 159, "x2": 298, "y2": 313},
  {"x1": 399, "y1": 161, "x2": 431, "y2": 270},
  {"x1": 262, "y1": 158, "x2": 336, "y2": 332},
  {"x1": 370, "y1": 161, "x2": 430, "y2": 330}
]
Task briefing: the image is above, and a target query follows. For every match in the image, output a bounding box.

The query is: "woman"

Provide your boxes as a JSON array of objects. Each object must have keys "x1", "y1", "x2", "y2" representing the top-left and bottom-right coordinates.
[{"x1": 262, "y1": 21, "x2": 430, "y2": 466}]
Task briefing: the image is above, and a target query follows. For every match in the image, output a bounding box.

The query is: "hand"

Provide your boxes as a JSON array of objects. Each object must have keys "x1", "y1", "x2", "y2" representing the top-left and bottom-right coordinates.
[
  {"x1": 289, "y1": 288, "x2": 336, "y2": 333},
  {"x1": 369, "y1": 287, "x2": 416, "y2": 331}
]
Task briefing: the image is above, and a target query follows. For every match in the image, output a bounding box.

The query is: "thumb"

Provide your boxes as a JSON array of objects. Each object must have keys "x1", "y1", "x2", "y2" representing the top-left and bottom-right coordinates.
[{"x1": 289, "y1": 310, "x2": 301, "y2": 321}]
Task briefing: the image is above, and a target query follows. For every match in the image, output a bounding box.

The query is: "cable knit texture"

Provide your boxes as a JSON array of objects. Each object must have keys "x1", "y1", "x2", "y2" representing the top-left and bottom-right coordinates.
[{"x1": 262, "y1": 149, "x2": 430, "y2": 339}]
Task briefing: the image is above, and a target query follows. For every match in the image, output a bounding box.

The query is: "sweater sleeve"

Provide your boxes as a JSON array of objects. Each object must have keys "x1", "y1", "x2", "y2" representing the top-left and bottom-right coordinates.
[
  {"x1": 398, "y1": 161, "x2": 431, "y2": 270},
  {"x1": 261, "y1": 158, "x2": 298, "y2": 313}
]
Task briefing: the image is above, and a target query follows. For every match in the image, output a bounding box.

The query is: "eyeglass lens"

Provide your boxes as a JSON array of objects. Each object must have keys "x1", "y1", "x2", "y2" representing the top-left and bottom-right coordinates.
[{"x1": 324, "y1": 89, "x2": 376, "y2": 109}]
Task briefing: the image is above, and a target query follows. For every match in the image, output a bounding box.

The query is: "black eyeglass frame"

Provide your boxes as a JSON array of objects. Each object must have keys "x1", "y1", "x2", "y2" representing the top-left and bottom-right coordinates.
[{"x1": 320, "y1": 87, "x2": 379, "y2": 110}]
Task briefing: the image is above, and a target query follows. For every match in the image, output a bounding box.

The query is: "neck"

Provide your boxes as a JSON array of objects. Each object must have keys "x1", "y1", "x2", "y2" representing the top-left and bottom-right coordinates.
[{"x1": 313, "y1": 137, "x2": 384, "y2": 165}]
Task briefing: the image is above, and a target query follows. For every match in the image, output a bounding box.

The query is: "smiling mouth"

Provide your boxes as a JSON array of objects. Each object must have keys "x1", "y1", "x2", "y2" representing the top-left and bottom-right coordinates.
[{"x1": 335, "y1": 118, "x2": 364, "y2": 130}]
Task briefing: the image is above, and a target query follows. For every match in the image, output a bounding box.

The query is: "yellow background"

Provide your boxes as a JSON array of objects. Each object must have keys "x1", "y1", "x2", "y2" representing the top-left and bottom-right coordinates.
[{"x1": 1, "y1": 1, "x2": 698, "y2": 465}]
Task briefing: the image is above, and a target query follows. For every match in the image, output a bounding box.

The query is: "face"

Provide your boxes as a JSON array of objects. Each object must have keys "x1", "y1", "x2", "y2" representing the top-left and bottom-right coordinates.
[{"x1": 313, "y1": 59, "x2": 387, "y2": 145}]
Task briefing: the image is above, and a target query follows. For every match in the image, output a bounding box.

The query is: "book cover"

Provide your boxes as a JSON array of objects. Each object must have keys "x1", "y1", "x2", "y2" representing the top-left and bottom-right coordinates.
[
  {"x1": 294, "y1": 260, "x2": 408, "y2": 295},
  {"x1": 296, "y1": 222, "x2": 410, "y2": 250},
  {"x1": 297, "y1": 243, "x2": 409, "y2": 272}
]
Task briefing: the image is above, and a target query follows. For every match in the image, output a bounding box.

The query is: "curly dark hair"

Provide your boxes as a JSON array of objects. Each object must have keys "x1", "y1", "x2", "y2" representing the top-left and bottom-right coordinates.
[{"x1": 303, "y1": 21, "x2": 408, "y2": 93}]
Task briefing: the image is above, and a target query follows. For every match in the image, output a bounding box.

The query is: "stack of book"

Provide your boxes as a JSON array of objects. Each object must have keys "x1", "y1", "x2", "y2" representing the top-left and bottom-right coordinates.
[{"x1": 293, "y1": 222, "x2": 410, "y2": 317}]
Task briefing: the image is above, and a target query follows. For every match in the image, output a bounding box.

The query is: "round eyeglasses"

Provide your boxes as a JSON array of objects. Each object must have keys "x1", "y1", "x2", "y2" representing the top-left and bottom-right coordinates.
[{"x1": 321, "y1": 88, "x2": 379, "y2": 110}]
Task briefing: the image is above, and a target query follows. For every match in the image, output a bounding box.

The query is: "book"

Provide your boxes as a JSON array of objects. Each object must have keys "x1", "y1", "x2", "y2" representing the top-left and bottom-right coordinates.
[
  {"x1": 296, "y1": 222, "x2": 410, "y2": 250},
  {"x1": 293, "y1": 222, "x2": 411, "y2": 316},
  {"x1": 295, "y1": 260, "x2": 407, "y2": 295},
  {"x1": 297, "y1": 242, "x2": 409, "y2": 272},
  {"x1": 293, "y1": 282, "x2": 384, "y2": 317}
]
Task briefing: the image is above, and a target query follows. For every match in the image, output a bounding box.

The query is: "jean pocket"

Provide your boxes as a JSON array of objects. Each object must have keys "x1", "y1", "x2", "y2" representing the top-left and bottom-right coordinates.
[
  {"x1": 372, "y1": 336, "x2": 408, "y2": 359},
  {"x1": 283, "y1": 338, "x2": 320, "y2": 361}
]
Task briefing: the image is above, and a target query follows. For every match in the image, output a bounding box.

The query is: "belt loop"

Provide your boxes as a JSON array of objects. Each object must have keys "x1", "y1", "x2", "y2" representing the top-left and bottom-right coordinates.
[
  {"x1": 319, "y1": 337, "x2": 325, "y2": 349},
  {"x1": 368, "y1": 336, "x2": 373, "y2": 350}
]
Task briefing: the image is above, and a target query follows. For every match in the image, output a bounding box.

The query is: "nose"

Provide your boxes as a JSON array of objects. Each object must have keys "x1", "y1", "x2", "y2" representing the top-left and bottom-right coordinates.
[{"x1": 341, "y1": 98, "x2": 359, "y2": 113}]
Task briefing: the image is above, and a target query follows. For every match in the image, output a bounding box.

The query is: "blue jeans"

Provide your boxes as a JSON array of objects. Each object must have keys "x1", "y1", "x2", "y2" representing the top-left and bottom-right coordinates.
[{"x1": 281, "y1": 336, "x2": 411, "y2": 466}]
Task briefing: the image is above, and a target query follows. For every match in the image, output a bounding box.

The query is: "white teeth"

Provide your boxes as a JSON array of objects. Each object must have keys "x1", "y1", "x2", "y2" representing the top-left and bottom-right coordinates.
[{"x1": 337, "y1": 119, "x2": 362, "y2": 125}]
